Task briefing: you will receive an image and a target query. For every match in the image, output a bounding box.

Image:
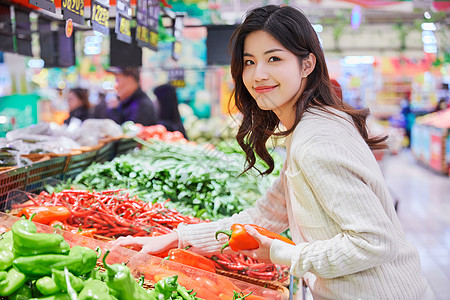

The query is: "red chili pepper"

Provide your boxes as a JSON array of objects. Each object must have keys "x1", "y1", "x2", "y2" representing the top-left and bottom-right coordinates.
[{"x1": 215, "y1": 224, "x2": 295, "y2": 253}]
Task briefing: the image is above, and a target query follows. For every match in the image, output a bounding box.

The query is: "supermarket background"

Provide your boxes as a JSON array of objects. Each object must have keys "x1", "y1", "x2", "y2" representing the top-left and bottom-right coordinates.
[{"x1": 0, "y1": 0, "x2": 449, "y2": 299}]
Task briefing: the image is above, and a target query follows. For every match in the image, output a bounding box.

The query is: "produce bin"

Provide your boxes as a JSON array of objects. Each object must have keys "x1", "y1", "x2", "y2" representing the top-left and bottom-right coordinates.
[{"x1": 0, "y1": 212, "x2": 288, "y2": 299}]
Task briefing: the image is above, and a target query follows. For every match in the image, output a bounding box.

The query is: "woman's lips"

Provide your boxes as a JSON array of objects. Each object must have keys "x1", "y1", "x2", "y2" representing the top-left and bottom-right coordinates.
[{"x1": 254, "y1": 85, "x2": 278, "y2": 93}]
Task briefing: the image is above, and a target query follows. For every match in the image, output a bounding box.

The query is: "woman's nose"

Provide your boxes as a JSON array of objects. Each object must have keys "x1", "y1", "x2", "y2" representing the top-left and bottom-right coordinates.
[{"x1": 254, "y1": 64, "x2": 269, "y2": 81}]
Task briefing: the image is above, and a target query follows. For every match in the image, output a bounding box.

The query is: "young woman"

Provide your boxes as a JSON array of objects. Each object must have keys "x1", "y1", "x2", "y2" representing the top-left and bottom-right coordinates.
[
  {"x1": 113, "y1": 5, "x2": 433, "y2": 299},
  {"x1": 64, "y1": 88, "x2": 91, "y2": 124}
]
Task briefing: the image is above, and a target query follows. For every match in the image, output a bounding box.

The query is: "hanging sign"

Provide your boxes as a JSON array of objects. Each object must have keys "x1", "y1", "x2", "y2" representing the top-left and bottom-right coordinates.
[
  {"x1": 29, "y1": 0, "x2": 55, "y2": 13},
  {"x1": 168, "y1": 68, "x2": 185, "y2": 87},
  {"x1": 91, "y1": 0, "x2": 109, "y2": 35},
  {"x1": 171, "y1": 14, "x2": 184, "y2": 61},
  {"x1": 115, "y1": 0, "x2": 132, "y2": 43},
  {"x1": 136, "y1": 0, "x2": 149, "y2": 47},
  {"x1": 147, "y1": 0, "x2": 159, "y2": 51},
  {"x1": 61, "y1": 0, "x2": 84, "y2": 25}
]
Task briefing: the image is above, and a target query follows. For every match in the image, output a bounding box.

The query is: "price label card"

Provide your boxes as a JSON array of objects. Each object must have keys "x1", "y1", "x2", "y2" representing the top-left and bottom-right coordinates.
[
  {"x1": 148, "y1": 28, "x2": 158, "y2": 51},
  {"x1": 61, "y1": 0, "x2": 84, "y2": 25},
  {"x1": 115, "y1": 0, "x2": 131, "y2": 44},
  {"x1": 147, "y1": 0, "x2": 159, "y2": 33},
  {"x1": 168, "y1": 68, "x2": 185, "y2": 88},
  {"x1": 171, "y1": 15, "x2": 184, "y2": 61},
  {"x1": 91, "y1": 0, "x2": 109, "y2": 35},
  {"x1": 29, "y1": 0, "x2": 55, "y2": 13},
  {"x1": 136, "y1": 0, "x2": 149, "y2": 47}
]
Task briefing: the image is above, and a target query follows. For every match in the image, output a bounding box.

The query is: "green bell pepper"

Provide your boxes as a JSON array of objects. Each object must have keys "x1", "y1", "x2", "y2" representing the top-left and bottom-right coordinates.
[
  {"x1": 9, "y1": 282, "x2": 32, "y2": 300},
  {"x1": 102, "y1": 250, "x2": 150, "y2": 300},
  {"x1": 12, "y1": 219, "x2": 69, "y2": 256},
  {"x1": 53, "y1": 246, "x2": 98, "y2": 276},
  {"x1": 52, "y1": 269, "x2": 84, "y2": 292},
  {"x1": 29, "y1": 293, "x2": 71, "y2": 300},
  {"x1": 36, "y1": 276, "x2": 60, "y2": 296},
  {"x1": 78, "y1": 279, "x2": 117, "y2": 300},
  {"x1": 0, "y1": 231, "x2": 14, "y2": 271},
  {"x1": 14, "y1": 245, "x2": 98, "y2": 277},
  {"x1": 0, "y1": 267, "x2": 27, "y2": 296}
]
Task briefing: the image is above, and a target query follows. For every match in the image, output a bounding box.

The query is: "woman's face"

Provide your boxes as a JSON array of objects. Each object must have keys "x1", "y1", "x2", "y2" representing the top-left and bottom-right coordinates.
[
  {"x1": 68, "y1": 91, "x2": 82, "y2": 111},
  {"x1": 242, "y1": 30, "x2": 305, "y2": 124}
]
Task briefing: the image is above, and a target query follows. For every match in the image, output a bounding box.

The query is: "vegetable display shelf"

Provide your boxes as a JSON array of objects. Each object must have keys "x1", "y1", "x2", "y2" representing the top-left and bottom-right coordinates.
[
  {"x1": 115, "y1": 137, "x2": 139, "y2": 156},
  {"x1": 62, "y1": 149, "x2": 98, "y2": 180},
  {"x1": 0, "y1": 212, "x2": 288, "y2": 299},
  {"x1": 94, "y1": 141, "x2": 116, "y2": 163}
]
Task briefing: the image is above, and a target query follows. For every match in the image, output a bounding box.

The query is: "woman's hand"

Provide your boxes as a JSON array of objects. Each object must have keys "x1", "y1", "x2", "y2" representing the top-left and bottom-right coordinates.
[
  {"x1": 110, "y1": 231, "x2": 178, "y2": 255},
  {"x1": 239, "y1": 225, "x2": 274, "y2": 264}
]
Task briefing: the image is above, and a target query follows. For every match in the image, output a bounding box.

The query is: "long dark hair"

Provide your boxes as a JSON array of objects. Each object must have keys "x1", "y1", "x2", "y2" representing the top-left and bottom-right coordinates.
[
  {"x1": 230, "y1": 5, "x2": 387, "y2": 175},
  {"x1": 153, "y1": 84, "x2": 187, "y2": 137},
  {"x1": 70, "y1": 88, "x2": 91, "y2": 109}
]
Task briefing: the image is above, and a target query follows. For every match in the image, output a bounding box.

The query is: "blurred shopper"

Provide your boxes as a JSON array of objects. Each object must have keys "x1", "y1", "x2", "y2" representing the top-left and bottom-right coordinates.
[
  {"x1": 91, "y1": 92, "x2": 108, "y2": 119},
  {"x1": 64, "y1": 88, "x2": 91, "y2": 124},
  {"x1": 113, "y1": 5, "x2": 433, "y2": 300},
  {"x1": 153, "y1": 83, "x2": 187, "y2": 139},
  {"x1": 106, "y1": 67, "x2": 157, "y2": 126},
  {"x1": 400, "y1": 91, "x2": 414, "y2": 147}
]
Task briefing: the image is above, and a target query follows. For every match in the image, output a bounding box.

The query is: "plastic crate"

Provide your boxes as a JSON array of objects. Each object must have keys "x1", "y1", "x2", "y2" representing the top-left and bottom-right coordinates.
[
  {"x1": 63, "y1": 150, "x2": 98, "y2": 180},
  {"x1": 115, "y1": 137, "x2": 139, "y2": 156},
  {"x1": 95, "y1": 142, "x2": 115, "y2": 163},
  {"x1": 25, "y1": 156, "x2": 67, "y2": 193},
  {"x1": 0, "y1": 166, "x2": 29, "y2": 211}
]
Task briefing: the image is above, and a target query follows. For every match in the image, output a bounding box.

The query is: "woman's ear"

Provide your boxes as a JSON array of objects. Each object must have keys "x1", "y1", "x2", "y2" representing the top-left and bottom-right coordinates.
[{"x1": 302, "y1": 53, "x2": 316, "y2": 78}]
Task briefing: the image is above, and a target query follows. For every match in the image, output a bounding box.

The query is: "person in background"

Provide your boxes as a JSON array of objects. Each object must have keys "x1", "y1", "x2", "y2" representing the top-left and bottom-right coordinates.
[
  {"x1": 400, "y1": 91, "x2": 414, "y2": 147},
  {"x1": 113, "y1": 5, "x2": 433, "y2": 299},
  {"x1": 106, "y1": 67, "x2": 157, "y2": 126},
  {"x1": 153, "y1": 83, "x2": 188, "y2": 139},
  {"x1": 64, "y1": 88, "x2": 91, "y2": 124},
  {"x1": 91, "y1": 92, "x2": 108, "y2": 119}
]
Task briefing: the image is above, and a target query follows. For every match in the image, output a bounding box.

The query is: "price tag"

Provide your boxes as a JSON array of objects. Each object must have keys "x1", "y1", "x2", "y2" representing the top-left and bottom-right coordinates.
[
  {"x1": 136, "y1": 0, "x2": 149, "y2": 48},
  {"x1": 148, "y1": 28, "x2": 158, "y2": 51},
  {"x1": 61, "y1": 0, "x2": 84, "y2": 25},
  {"x1": 91, "y1": 0, "x2": 109, "y2": 35},
  {"x1": 115, "y1": 0, "x2": 131, "y2": 44},
  {"x1": 29, "y1": 0, "x2": 55, "y2": 13},
  {"x1": 168, "y1": 68, "x2": 185, "y2": 88},
  {"x1": 171, "y1": 15, "x2": 184, "y2": 61}
]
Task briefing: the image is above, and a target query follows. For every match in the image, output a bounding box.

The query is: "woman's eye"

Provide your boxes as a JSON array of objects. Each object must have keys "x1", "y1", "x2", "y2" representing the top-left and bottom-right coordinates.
[
  {"x1": 269, "y1": 57, "x2": 280, "y2": 62},
  {"x1": 244, "y1": 60, "x2": 254, "y2": 66}
]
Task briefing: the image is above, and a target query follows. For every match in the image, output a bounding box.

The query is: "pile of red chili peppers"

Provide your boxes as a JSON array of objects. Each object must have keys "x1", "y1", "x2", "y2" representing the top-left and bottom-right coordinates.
[
  {"x1": 19, "y1": 189, "x2": 203, "y2": 238},
  {"x1": 212, "y1": 253, "x2": 290, "y2": 282}
]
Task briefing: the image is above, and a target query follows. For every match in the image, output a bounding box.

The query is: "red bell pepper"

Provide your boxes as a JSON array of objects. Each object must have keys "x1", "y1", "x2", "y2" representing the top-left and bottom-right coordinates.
[
  {"x1": 18, "y1": 206, "x2": 70, "y2": 225},
  {"x1": 215, "y1": 224, "x2": 295, "y2": 253},
  {"x1": 167, "y1": 248, "x2": 216, "y2": 273}
]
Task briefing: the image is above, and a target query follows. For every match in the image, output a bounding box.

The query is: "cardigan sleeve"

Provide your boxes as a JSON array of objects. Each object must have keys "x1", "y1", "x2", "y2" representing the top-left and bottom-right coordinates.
[
  {"x1": 175, "y1": 167, "x2": 290, "y2": 255},
  {"x1": 271, "y1": 140, "x2": 399, "y2": 278}
]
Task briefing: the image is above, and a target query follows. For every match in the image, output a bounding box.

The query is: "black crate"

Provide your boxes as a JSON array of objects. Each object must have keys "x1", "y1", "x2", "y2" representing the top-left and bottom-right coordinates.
[
  {"x1": 115, "y1": 137, "x2": 139, "y2": 156},
  {"x1": 63, "y1": 150, "x2": 98, "y2": 180},
  {"x1": 95, "y1": 142, "x2": 115, "y2": 163}
]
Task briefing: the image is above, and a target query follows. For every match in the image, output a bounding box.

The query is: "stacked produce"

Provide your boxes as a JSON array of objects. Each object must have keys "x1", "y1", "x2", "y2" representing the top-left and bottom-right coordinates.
[
  {"x1": 16, "y1": 189, "x2": 203, "y2": 238},
  {"x1": 0, "y1": 217, "x2": 206, "y2": 299},
  {"x1": 55, "y1": 140, "x2": 279, "y2": 221},
  {"x1": 136, "y1": 124, "x2": 190, "y2": 144}
]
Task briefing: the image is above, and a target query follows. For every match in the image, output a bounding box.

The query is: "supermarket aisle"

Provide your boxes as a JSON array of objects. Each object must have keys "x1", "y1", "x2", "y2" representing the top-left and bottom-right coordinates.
[{"x1": 383, "y1": 150, "x2": 450, "y2": 300}]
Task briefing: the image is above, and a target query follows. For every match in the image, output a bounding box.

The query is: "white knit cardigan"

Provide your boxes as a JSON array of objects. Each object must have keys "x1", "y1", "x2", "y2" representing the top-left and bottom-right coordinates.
[{"x1": 176, "y1": 108, "x2": 433, "y2": 300}]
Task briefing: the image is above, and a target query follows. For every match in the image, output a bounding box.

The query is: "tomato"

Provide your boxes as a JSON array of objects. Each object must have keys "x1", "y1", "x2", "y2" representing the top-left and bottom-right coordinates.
[
  {"x1": 172, "y1": 131, "x2": 184, "y2": 139},
  {"x1": 153, "y1": 124, "x2": 167, "y2": 135}
]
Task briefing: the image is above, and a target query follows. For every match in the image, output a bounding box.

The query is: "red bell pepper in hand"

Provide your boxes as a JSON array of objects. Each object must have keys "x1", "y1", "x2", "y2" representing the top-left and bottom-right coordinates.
[
  {"x1": 167, "y1": 248, "x2": 216, "y2": 273},
  {"x1": 18, "y1": 206, "x2": 70, "y2": 225},
  {"x1": 215, "y1": 224, "x2": 295, "y2": 253}
]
